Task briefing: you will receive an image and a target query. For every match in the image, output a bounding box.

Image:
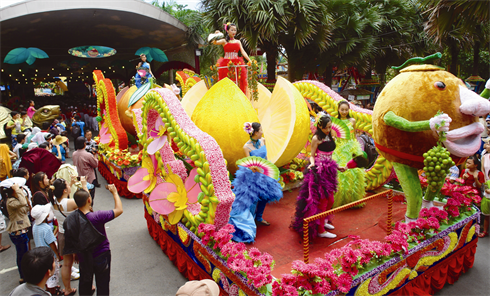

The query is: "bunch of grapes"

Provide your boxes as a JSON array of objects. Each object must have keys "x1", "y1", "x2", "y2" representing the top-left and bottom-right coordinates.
[{"x1": 423, "y1": 145, "x2": 455, "y2": 192}]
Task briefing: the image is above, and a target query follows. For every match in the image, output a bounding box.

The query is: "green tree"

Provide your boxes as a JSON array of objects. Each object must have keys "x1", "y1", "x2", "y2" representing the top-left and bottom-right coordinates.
[
  {"x1": 423, "y1": 0, "x2": 490, "y2": 76},
  {"x1": 201, "y1": 0, "x2": 333, "y2": 82}
]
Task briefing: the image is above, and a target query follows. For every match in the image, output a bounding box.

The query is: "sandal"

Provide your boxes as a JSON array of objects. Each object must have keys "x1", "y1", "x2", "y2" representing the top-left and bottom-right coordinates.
[
  {"x1": 478, "y1": 231, "x2": 489, "y2": 238},
  {"x1": 0, "y1": 245, "x2": 11, "y2": 252},
  {"x1": 64, "y1": 288, "x2": 77, "y2": 296},
  {"x1": 256, "y1": 219, "x2": 271, "y2": 226}
]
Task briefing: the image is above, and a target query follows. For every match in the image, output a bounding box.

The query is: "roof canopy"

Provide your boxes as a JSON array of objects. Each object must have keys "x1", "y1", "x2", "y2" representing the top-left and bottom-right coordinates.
[{"x1": 1, "y1": 0, "x2": 189, "y2": 82}]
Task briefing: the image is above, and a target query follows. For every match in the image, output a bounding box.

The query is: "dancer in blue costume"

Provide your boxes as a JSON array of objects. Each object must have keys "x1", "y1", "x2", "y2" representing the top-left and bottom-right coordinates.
[
  {"x1": 229, "y1": 122, "x2": 283, "y2": 243},
  {"x1": 135, "y1": 54, "x2": 154, "y2": 88}
]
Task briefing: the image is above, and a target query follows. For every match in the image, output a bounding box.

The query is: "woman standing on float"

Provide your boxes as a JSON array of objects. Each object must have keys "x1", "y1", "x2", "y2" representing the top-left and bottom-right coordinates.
[
  {"x1": 212, "y1": 23, "x2": 251, "y2": 94},
  {"x1": 134, "y1": 53, "x2": 154, "y2": 88},
  {"x1": 228, "y1": 122, "x2": 283, "y2": 243},
  {"x1": 292, "y1": 114, "x2": 347, "y2": 239}
]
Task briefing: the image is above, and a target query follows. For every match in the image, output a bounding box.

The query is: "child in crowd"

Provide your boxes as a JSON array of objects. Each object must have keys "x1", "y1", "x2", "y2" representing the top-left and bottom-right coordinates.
[
  {"x1": 60, "y1": 131, "x2": 70, "y2": 158},
  {"x1": 21, "y1": 111, "x2": 33, "y2": 130},
  {"x1": 13, "y1": 134, "x2": 26, "y2": 159},
  {"x1": 481, "y1": 177, "x2": 490, "y2": 238},
  {"x1": 461, "y1": 156, "x2": 484, "y2": 190},
  {"x1": 27, "y1": 100, "x2": 36, "y2": 118},
  {"x1": 7, "y1": 111, "x2": 23, "y2": 146},
  {"x1": 52, "y1": 135, "x2": 68, "y2": 163},
  {"x1": 481, "y1": 140, "x2": 490, "y2": 181},
  {"x1": 85, "y1": 130, "x2": 97, "y2": 155},
  {"x1": 32, "y1": 204, "x2": 62, "y2": 295}
]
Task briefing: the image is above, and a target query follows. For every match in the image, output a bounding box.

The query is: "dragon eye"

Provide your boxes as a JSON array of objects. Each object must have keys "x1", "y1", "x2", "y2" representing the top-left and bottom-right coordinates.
[{"x1": 434, "y1": 81, "x2": 446, "y2": 90}]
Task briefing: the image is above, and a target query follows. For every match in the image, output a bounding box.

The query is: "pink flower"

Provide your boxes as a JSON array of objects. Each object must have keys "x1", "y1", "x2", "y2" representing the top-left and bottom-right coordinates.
[
  {"x1": 416, "y1": 218, "x2": 429, "y2": 230},
  {"x1": 313, "y1": 279, "x2": 331, "y2": 294},
  {"x1": 420, "y1": 208, "x2": 430, "y2": 217},
  {"x1": 198, "y1": 224, "x2": 216, "y2": 236},
  {"x1": 201, "y1": 233, "x2": 212, "y2": 246},
  {"x1": 284, "y1": 284, "x2": 298, "y2": 296},
  {"x1": 252, "y1": 273, "x2": 269, "y2": 287},
  {"x1": 248, "y1": 247, "x2": 262, "y2": 261},
  {"x1": 427, "y1": 217, "x2": 440, "y2": 229},
  {"x1": 343, "y1": 249, "x2": 359, "y2": 264},
  {"x1": 232, "y1": 242, "x2": 246, "y2": 255},
  {"x1": 228, "y1": 257, "x2": 244, "y2": 271},
  {"x1": 337, "y1": 273, "x2": 353, "y2": 293},
  {"x1": 292, "y1": 261, "x2": 309, "y2": 274},
  {"x1": 220, "y1": 242, "x2": 234, "y2": 257},
  {"x1": 220, "y1": 223, "x2": 236, "y2": 234},
  {"x1": 260, "y1": 253, "x2": 274, "y2": 266},
  {"x1": 214, "y1": 230, "x2": 232, "y2": 248},
  {"x1": 281, "y1": 274, "x2": 298, "y2": 286},
  {"x1": 348, "y1": 235, "x2": 360, "y2": 240}
]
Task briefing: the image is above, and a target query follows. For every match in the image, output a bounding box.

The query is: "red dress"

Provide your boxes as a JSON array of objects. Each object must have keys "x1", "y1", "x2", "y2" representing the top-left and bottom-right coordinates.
[{"x1": 217, "y1": 42, "x2": 248, "y2": 94}]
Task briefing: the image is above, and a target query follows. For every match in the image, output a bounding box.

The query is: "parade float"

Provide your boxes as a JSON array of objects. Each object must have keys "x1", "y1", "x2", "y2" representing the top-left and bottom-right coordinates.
[
  {"x1": 93, "y1": 70, "x2": 146, "y2": 199},
  {"x1": 124, "y1": 51, "x2": 487, "y2": 295}
]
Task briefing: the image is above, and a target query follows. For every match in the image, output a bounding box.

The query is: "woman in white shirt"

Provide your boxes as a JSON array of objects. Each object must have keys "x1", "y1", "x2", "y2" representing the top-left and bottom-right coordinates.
[{"x1": 52, "y1": 176, "x2": 89, "y2": 295}]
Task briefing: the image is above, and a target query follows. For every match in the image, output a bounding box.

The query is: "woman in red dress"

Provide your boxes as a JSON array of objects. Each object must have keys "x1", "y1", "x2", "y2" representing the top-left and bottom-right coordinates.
[{"x1": 212, "y1": 23, "x2": 251, "y2": 94}]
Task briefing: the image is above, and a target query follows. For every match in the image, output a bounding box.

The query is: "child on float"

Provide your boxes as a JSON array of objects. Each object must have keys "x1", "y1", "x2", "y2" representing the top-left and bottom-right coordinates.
[
  {"x1": 332, "y1": 101, "x2": 366, "y2": 208},
  {"x1": 228, "y1": 122, "x2": 283, "y2": 243},
  {"x1": 481, "y1": 173, "x2": 490, "y2": 238},
  {"x1": 460, "y1": 155, "x2": 484, "y2": 190},
  {"x1": 481, "y1": 140, "x2": 490, "y2": 181}
]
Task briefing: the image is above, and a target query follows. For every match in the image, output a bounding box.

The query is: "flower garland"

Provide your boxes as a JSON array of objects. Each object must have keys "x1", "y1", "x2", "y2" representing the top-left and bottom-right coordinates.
[
  {"x1": 93, "y1": 70, "x2": 129, "y2": 150},
  {"x1": 102, "y1": 148, "x2": 142, "y2": 168},
  {"x1": 247, "y1": 59, "x2": 259, "y2": 101},
  {"x1": 198, "y1": 224, "x2": 274, "y2": 295},
  {"x1": 279, "y1": 158, "x2": 307, "y2": 188}
]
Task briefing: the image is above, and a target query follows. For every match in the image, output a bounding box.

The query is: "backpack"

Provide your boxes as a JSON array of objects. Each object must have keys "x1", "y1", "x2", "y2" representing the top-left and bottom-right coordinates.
[
  {"x1": 359, "y1": 134, "x2": 378, "y2": 167},
  {"x1": 3, "y1": 122, "x2": 12, "y2": 141},
  {"x1": 72, "y1": 123, "x2": 81, "y2": 138},
  {"x1": 0, "y1": 197, "x2": 8, "y2": 219}
]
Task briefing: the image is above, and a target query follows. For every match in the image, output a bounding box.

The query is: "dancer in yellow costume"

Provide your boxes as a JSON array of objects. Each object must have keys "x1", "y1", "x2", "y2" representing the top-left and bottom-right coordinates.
[{"x1": 332, "y1": 101, "x2": 366, "y2": 207}]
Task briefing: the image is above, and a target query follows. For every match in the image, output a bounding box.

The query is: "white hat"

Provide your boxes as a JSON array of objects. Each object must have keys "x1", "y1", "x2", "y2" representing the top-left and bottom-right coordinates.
[
  {"x1": 31, "y1": 204, "x2": 51, "y2": 225},
  {"x1": 176, "y1": 280, "x2": 220, "y2": 296},
  {"x1": 27, "y1": 142, "x2": 38, "y2": 151}
]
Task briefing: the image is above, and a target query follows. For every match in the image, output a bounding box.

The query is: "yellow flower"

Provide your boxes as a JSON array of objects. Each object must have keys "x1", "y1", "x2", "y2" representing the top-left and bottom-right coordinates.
[{"x1": 141, "y1": 156, "x2": 157, "y2": 194}]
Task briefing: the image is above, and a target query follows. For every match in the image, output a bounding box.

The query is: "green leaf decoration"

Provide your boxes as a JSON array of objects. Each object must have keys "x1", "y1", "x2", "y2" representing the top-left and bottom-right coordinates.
[
  {"x1": 135, "y1": 47, "x2": 152, "y2": 62},
  {"x1": 134, "y1": 47, "x2": 168, "y2": 63},
  {"x1": 3, "y1": 47, "x2": 49, "y2": 65},
  {"x1": 27, "y1": 47, "x2": 48, "y2": 59},
  {"x1": 128, "y1": 82, "x2": 151, "y2": 107},
  {"x1": 149, "y1": 48, "x2": 168, "y2": 63}
]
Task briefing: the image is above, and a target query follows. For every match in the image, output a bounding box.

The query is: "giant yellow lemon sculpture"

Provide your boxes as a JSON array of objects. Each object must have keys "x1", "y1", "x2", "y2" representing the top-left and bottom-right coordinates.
[
  {"x1": 256, "y1": 77, "x2": 310, "y2": 167},
  {"x1": 191, "y1": 78, "x2": 259, "y2": 172}
]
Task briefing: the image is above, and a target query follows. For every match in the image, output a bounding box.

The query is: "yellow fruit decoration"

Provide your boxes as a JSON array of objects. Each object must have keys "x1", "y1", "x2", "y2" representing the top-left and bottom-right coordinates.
[
  {"x1": 256, "y1": 77, "x2": 310, "y2": 167},
  {"x1": 191, "y1": 78, "x2": 259, "y2": 172},
  {"x1": 181, "y1": 80, "x2": 208, "y2": 116}
]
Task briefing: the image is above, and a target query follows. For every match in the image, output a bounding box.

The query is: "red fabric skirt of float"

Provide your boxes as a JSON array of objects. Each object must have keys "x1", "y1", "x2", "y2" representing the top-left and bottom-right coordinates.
[{"x1": 217, "y1": 57, "x2": 248, "y2": 94}]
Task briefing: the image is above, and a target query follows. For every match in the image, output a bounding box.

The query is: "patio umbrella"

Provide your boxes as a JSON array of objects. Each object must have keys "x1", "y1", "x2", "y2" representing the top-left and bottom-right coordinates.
[
  {"x1": 3, "y1": 47, "x2": 49, "y2": 65},
  {"x1": 19, "y1": 148, "x2": 61, "y2": 178}
]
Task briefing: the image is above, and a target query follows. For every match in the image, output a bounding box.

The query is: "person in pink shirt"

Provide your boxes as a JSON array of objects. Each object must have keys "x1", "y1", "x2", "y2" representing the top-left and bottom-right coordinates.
[
  {"x1": 27, "y1": 100, "x2": 36, "y2": 119},
  {"x1": 72, "y1": 137, "x2": 98, "y2": 203}
]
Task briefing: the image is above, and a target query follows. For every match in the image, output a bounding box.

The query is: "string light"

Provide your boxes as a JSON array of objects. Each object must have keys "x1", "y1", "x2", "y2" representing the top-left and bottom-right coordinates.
[
  {"x1": 19, "y1": 69, "x2": 21, "y2": 72},
  {"x1": 36, "y1": 69, "x2": 38, "y2": 72},
  {"x1": 52, "y1": 68, "x2": 54, "y2": 71}
]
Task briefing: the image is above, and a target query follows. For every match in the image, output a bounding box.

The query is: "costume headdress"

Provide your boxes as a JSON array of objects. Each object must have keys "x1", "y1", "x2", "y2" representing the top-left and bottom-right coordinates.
[
  {"x1": 314, "y1": 111, "x2": 329, "y2": 127},
  {"x1": 224, "y1": 22, "x2": 231, "y2": 31},
  {"x1": 243, "y1": 122, "x2": 253, "y2": 134}
]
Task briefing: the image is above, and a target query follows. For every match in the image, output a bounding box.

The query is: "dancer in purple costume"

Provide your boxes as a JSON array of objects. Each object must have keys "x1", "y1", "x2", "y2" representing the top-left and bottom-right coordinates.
[{"x1": 291, "y1": 114, "x2": 346, "y2": 239}]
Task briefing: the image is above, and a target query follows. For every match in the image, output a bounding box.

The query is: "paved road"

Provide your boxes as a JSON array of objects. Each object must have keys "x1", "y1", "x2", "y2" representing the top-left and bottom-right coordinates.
[{"x1": 1, "y1": 156, "x2": 489, "y2": 295}]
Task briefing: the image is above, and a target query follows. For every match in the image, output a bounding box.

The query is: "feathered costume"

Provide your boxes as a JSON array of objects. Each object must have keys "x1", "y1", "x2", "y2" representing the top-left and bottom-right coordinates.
[
  {"x1": 332, "y1": 119, "x2": 366, "y2": 207},
  {"x1": 292, "y1": 137, "x2": 339, "y2": 239},
  {"x1": 229, "y1": 144, "x2": 283, "y2": 243}
]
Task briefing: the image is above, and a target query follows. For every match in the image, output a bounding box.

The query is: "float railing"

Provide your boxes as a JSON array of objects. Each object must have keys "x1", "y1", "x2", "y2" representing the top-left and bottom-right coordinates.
[{"x1": 302, "y1": 189, "x2": 393, "y2": 263}]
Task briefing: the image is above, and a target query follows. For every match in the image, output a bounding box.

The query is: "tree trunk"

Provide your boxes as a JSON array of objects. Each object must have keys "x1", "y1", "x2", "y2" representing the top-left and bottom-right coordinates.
[
  {"x1": 261, "y1": 41, "x2": 278, "y2": 83},
  {"x1": 471, "y1": 25, "x2": 482, "y2": 76},
  {"x1": 449, "y1": 39, "x2": 459, "y2": 76},
  {"x1": 323, "y1": 64, "x2": 333, "y2": 88},
  {"x1": 365, "y1": 63, "x2": 372, "y2": 79}
]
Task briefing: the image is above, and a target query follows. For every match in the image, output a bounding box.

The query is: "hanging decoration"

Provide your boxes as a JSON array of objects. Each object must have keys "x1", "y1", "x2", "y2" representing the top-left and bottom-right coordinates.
[
  {"x1": 134, "y1": 47, "x2": 168, "y2": 62},
  {"x1": 3, "y1": 47, "x2": 49, "y2": 65}
]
